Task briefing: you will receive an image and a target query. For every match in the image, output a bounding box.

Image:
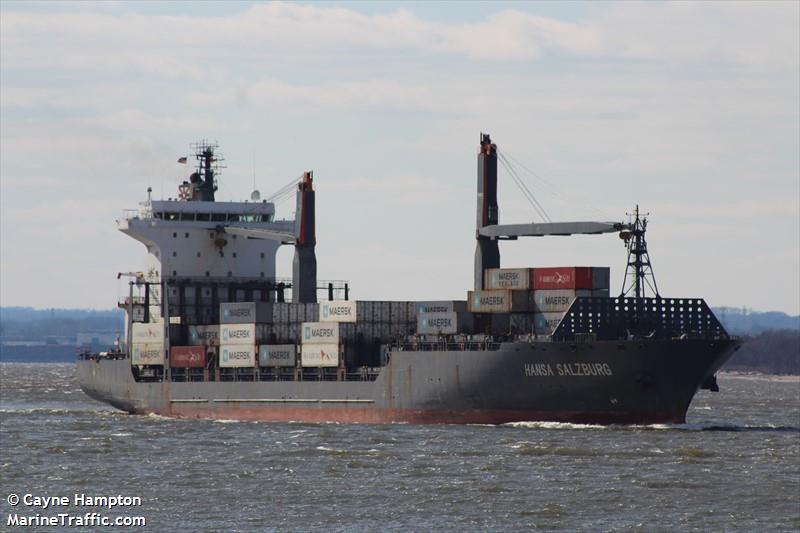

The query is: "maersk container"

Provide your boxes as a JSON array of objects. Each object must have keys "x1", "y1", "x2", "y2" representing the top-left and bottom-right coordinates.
[
  {"x1": 467, "y1": 290, "x2": 531, "y2": 313},
  {"x1": 301, "y1": 343, "x2": 340, "y2": 367},
  {"x1": 532, "y1": 289, "x2": 592, "y2": 313},
  {"x1": 414, "y1": 301, "x2": 468, "y2": 315},
  {"x1": 131, "y1": 343, "x2": 165, "y2": 366},
  {"x1": 531, "y1": 267, "x2": 593, "y2": 290},
  {"x1": 188, "y1": 325, "x2": 219, "y2": 346},
  {"x1": 301, "y1": 322, "x2": 340, "y2": 344},
  {"x1": 220, "y1": 302, "x2": 272, "y2": 324},
  {"x1": 417, "y1": 312, "x2": 475, "y2": 335},
  {"x1": 484, "y1": 268, "x2": 531, "y2": 290},
  {"x1": 417, "y1": 312, "x2": 459, "y2": 335},
  {"x1": 131, "y1": 322, "x2": 165, "y2": 344},
  {"x1": 258, "y1": 344, "x2": 296, "y2": 367},
  {"x1": 592, "y1": 267, "x2": 610, "y2": 290},
  {"x1": 220, "y1": 323, "x2": 256, "y2": 345},
  {"x1": 533, "y1": 312, "x2": 565, "y2": 335},
  {"x1": 170, "y1": 346, "x2": 206, "y2": 368},
  {"x1": 219, "y1": 345, "x2": 256, "y2": 367},
  {"x1": 319, "y1": 300, "x2": 357, "y2": 323}
]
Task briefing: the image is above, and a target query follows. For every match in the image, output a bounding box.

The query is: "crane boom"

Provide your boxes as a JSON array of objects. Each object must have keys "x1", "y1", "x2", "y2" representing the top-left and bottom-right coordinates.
[{"x1": 478, "y1": 221, "x2": 623, "y2": 239}]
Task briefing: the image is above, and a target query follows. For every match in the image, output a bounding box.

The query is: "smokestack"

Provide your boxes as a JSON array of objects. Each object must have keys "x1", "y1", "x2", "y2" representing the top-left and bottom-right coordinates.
[
  {"x1": 474, "y1": 133, "x2": 500, "y2": 290},
  {"x1": 292, "y1": 171, "x2": 317, "y2": 303}
]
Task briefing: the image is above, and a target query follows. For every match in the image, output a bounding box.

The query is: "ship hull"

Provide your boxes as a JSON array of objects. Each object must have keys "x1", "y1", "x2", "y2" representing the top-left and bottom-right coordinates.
[{"x1": 77, "y1": 338, "x2": 738, "y2": 425}]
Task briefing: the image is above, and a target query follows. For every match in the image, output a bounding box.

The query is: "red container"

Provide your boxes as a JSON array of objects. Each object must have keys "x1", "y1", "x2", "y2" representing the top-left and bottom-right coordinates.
[
  {"x1": 531, "y1": 267, "x2": 593, "y2": 290},
  {"x1": 170, "y1": 346, "x2": 206, "y2": 368}
]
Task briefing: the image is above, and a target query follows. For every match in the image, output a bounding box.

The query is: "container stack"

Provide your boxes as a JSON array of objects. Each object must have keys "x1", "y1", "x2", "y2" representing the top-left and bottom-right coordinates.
[
  {"x1": 356, "y1": 301, "x2": 416, "y2": 341},
  {"x1": 468, "y1": 266, "x2": 611, "y2": 336},
  {"x1": 219, "y1": 302, "x2": 263, "y2": 368},
  {"x1": 415, "y1": 301, "x2": 470, "y2": 336},
  {"x1": 130, "y1": 322, "x2": 165, "y2": 366},
  {"x1": 530, "y1": 267, "x2": 610, "y2": 335},
  {"x1": 300, "y1": 322, "x2": 341, "y2": 367}
]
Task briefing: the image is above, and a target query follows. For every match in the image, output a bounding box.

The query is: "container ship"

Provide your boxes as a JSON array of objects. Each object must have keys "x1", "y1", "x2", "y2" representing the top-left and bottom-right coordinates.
[{"x1": 77, "y1": 135, "x2": 738, "y2": 425}]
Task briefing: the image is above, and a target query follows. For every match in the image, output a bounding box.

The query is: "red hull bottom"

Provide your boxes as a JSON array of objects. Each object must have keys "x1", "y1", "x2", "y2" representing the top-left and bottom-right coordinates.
[{"x1": 148, "y1": 405, "x2": 683, "y2": 426}]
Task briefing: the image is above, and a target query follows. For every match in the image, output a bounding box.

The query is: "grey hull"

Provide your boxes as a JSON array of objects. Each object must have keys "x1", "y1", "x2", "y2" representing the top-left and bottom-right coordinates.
[{"x1": 77, "y1": 338, "x2": 738, "y2": 425}]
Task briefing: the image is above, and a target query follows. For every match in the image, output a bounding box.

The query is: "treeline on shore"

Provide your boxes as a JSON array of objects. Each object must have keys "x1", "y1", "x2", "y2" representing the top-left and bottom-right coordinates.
[{"x1": 725, "y1": 329, "x2": 800, "y2": 375}]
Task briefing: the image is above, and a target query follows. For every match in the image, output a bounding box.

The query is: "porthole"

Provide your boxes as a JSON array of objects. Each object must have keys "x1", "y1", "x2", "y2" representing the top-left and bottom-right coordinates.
[
  {"x1": 173, "y1": 232, "x2": 177, "y2": 238},
  {"x1": 196, "y1": 252, "x2": 201, "y2": 258}
]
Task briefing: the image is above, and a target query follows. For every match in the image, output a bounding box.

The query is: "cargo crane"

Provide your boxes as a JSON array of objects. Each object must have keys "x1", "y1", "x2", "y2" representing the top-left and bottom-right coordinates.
[{"x1": 474, "y1": 133, "x2": 628, "y2": 290}]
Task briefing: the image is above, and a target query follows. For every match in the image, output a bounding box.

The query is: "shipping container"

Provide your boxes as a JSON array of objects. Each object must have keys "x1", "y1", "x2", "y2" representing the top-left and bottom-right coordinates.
[
  {"x1": 484, "y1": 268, "x2": 531, "y2": 290},
  {"x1": 258, "y1": 344, "x2": 297, "y2": 367},
  {"x1": 531, "y1": 267, "x2": 593, "y2": 290},
  {"x1": 301, "y1": 322, "x2": 340, "y2": 344},
  {"x1": 533, "y1": 312, "x2": 565, "y2": 335},
  {"x1": 220, "y1": 302, "x2": 272, "y2": 324},
  {"x1": 319, "y1": 300, "x2": 357, "y2": 323},
  {"x1": 467, "y1": 290, "x2": 531, "y2": 313},
  {"x1": 219, "y1": 345, "x2": 257, "y2": 367},
  {"x1": 220, "y1": 323, "x2": 256, "y2": 345},
  {"x1": 532, "y1": 289, "x2": 592, "y2": 313},
  {"x1": 391, "y1": 302, "x2": 408, "y2": 323},
  {"x1": 416, "y1": 312, "x2": 473, "y2": 335},
  {"x1": 170, "y1": 346, "x2": 206, "y2": 368},
  {"x1": 591, "y1": 267, "x2": 611, "y2": 291},
  {"x1": 414, "y1": 301, "x2": 468, "y2": 315},
  {"x1": 131, "y1": 343, "x2": 165, "y2": 365},
  {"x1": 509, "y1": 314, "x2": 534, "y2": 335},
  {"x1": 339, "y1": 323, "x2": 357, "y2": 343},
  {"x1": 131, "y1": 322, "x2": 165, "y2": 343},
  {"x1": 301, "y1": 343, "x2": 340, "y2": 367},
  {"x1": 188, "y1": 325, "x2": 220, "y2": 346}
]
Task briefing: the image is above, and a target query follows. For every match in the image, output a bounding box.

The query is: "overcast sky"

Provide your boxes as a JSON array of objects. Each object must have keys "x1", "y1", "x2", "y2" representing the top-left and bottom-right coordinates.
[{"x1": 1, "y1": 1, "x2": 798, "y2": 314}]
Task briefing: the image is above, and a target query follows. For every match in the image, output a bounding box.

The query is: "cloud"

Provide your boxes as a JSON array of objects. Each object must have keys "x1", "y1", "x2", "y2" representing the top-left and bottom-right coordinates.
[{"x1": 1, "y1": 1, "x2": 796, "y2": 76}]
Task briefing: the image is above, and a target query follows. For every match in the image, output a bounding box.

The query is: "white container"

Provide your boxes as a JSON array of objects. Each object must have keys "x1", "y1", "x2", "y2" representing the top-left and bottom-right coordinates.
[
  {"x1": 532, "y1": 289, "x2": 592, "y2": 313},
  {"x1": 188, "y1": 325, "x2": 220, "y2": 346},
  {"x1": 220, "y1": 324, "x2": 256, "y2": 345},
  {"x1": 319, "y1": 300, "x2": 357, "y2": 323},
  {"x1": 484, "y1": 268, "x2": 530, "y2": 290},
  {"x1": 130, "y1": 343, "x2": 165, "y2": 365},
  {"x1": 301, "y1": 322, "x2": 340, "y2": 344},
  {"x1": 219, "y1": 345, "x2": 257, "y2": 367},
  {"x1": 131, "y1": 322, "x2": 164, "y2": 344},
  {"x1": 258, "y1": 344, "x2": 297, "y2": 367},
  {"x1": 301, "y1": 344, "x2": 340, "y2": 367}
]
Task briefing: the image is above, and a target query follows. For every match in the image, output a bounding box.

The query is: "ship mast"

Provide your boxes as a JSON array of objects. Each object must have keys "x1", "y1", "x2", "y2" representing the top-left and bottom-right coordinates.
[{"x1": 619, "y1": 205, "x2": 660, "y2": 299}]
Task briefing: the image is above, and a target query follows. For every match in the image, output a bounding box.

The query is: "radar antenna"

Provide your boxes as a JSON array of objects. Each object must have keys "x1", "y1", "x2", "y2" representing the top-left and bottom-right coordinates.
[
  {"x1": 619, "y1": 205, "x2": 660, "y2": 299},
  {"x1": 185, "y1": 140, "x2": 225, "y2": 202}
]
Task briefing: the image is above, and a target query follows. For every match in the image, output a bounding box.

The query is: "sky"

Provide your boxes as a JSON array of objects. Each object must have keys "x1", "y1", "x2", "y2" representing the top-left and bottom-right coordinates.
[{"x1": 1, "y1": 1, "x2": 798, "y2": 314}]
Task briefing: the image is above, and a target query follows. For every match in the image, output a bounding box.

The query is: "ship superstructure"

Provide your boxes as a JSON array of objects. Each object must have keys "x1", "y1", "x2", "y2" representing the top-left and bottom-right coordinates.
[{"x1": 77, "y1": 135, "x2": 739, "y2": 425}]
